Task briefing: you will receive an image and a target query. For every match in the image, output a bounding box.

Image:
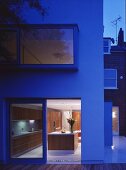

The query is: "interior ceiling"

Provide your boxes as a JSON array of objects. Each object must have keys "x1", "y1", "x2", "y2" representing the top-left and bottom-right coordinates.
[
  {"x1": 47, "y1": 99, "x2": 81, "y2": 111},
  {"x1": 12, "y1": 99, "x2": 81, "y2": 111}
]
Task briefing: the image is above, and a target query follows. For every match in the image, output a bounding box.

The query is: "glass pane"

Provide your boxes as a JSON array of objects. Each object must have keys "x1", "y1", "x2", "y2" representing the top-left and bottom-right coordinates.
[
  {"x1": 47, "y1": 99, "x2": 81, "y2": 163},
  {"x1": 104, "y1": 69, "x2": 117, "y2": 79},
  {"x1": 0, "y1": 30, "x2": 17, "y2": 64},
  {"x1": 20, "y1": 28, "x2": 74, "y2": 64},
  {"x1": 10, "y1": 103, "x2": 43, "y2": 158},
  {"x1": 104, "y1": 79, "x2": 116, "y2": 88},
  {"x1": 104, "y1": 47, "x2": 109, "y2": 53},
  {"x1": 103, "y1": 40, "x2": 109, "y2": 46}
]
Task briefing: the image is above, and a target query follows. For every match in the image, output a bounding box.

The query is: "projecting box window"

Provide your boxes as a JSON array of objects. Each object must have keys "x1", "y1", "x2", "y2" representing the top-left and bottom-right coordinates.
[
  {"x1": 21, "y1": 28, "x2": 74, "y2": 64},
  {"x1": 0, "y1": 30, "x2": 17, "y2": 64},
  {"x1": 0, "y1": 25, "x2": 79, "y2": 69}
]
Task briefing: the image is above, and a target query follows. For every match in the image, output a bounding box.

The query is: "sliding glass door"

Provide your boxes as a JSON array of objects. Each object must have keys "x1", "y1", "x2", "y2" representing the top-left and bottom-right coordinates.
[{"x1": 8, "y1": 99, "x2": 47, "y2": 163}]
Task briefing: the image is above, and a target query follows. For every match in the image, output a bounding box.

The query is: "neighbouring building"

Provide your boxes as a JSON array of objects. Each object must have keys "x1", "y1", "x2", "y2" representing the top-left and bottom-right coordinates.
[{"x1": 104, "y1": 28, "x2": 126, "y2": 142}]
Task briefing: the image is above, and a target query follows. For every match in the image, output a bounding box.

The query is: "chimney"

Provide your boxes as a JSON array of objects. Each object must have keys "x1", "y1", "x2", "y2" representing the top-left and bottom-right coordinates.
[{"x1": 118, "y1": 28, "x2": 124, "y2": 46}]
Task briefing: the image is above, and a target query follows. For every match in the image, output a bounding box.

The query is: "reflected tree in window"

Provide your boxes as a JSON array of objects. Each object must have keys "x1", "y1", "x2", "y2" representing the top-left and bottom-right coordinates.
[
  {"x1": 21, "y1": 28, "x2": 74, "y2": 64},
  {"x1": 0, "y1": 31, "x2": 17, "y2": 64}
]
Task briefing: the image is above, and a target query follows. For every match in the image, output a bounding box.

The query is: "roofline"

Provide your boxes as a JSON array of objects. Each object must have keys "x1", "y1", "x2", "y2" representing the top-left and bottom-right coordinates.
[
  {"x1": 0, "y1": 24, "x2": 79, "y2": 31},
  {"x1": 103, "y1": 37, "x2": 112, "y2": 40}
]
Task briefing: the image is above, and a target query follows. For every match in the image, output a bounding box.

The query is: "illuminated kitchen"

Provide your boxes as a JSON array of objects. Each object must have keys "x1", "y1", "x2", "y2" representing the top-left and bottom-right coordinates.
[{"x1": 10, "y1": 100, "x2": 81, "y2": 162}]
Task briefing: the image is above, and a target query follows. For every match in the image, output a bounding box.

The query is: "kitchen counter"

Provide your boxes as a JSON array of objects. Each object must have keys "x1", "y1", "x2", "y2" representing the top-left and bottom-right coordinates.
[
  {"x1": 11, "y1": 130, "x2": 42, "y2": 157},
  {"x1": 48, "y1": 131, "x2": 78, "y2": 135},
  {"x1": 12, "y1": 130, "x2": 42, "y2": 138}
]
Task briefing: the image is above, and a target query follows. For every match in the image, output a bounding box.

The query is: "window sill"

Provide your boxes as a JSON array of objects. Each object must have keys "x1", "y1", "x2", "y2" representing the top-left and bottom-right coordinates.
[
  {"x1": 104, "y1": 53, "x2": 111, "y2": 55},
  {"x1": 0, "y1": 64, "x2": 78, "y2": 72},
  {"x1": 104, "y1": 88, "x2": 118, "y2": 90}
]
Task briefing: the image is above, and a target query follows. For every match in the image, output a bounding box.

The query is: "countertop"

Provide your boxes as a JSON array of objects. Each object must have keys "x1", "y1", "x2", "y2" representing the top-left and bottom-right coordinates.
[
  {"x1": 12, "y1": 130, "x2": 42, "y2": 138},
  {"x1": 48, "y1": 131, "x2": 78, "y2": 135}
]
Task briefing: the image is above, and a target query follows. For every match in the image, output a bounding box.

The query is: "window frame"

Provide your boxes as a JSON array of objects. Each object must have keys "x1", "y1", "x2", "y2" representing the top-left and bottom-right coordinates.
[
  {"x1": 0, "y1": 24, "x2": 79, "y2": 70},
  {"x1": 103, "y1": 38, "x2": 111, "y2": 54},
  {"x1": 6, "y1": 98, "x2": 47, "y2": 164},
  {"x1": 0, "y1": 27, "x2": 20, "y2": 64},
  {"x1": 104, "y1": 69, "x2": 117, "y2": 89}
]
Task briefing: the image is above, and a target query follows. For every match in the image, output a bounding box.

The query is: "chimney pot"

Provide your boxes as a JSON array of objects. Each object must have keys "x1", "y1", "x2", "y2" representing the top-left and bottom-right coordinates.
[{"x1": 118, "y1": 28, "x2": 124, "y2": 46}]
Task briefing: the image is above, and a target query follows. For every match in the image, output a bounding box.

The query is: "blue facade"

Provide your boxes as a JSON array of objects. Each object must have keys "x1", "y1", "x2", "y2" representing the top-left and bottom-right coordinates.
[
  {"x1": 0, "y1": 0, "x2": 104, "y2": 164},
  {"x1": 104, "y1": 102, "x2": 113, "y2": 147}
]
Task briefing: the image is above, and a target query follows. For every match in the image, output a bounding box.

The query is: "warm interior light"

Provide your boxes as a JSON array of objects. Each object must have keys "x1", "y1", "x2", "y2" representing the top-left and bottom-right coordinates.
[
  {"x1": 111, "y1": 145, "x2": 115, "y2": 150},
  {"x1": 112, "y1": 112, "x2": 116, "y2": 118},
  {"x1": 29, "y1": 120, "x2": 35, "y2": 123}
]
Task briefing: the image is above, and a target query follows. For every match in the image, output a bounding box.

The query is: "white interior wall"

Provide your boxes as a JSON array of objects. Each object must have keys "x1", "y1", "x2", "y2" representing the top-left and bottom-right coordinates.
[{"x1": 62, "y1": 111, "x2": 72, "y2": 131}]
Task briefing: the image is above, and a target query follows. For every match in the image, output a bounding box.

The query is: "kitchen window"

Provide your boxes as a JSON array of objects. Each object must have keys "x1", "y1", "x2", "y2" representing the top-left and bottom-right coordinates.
[
  {"x1": 7, "y1": 99, "x2": 47, "y2": 164},
  {"x1": 10, "y1": 103, "x2": 43, "y2": 159}
]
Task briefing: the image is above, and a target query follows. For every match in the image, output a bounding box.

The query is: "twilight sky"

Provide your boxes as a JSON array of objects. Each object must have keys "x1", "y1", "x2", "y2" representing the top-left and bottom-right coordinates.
[{"x1": 104, "y1": 0, "x2": 125, "y2": 41}]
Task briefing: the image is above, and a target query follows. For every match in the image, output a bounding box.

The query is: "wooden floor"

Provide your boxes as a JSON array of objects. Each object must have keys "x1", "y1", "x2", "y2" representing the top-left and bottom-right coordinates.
[{"x1": 1, "y1": 164, "x2": 126, "y2": 170}]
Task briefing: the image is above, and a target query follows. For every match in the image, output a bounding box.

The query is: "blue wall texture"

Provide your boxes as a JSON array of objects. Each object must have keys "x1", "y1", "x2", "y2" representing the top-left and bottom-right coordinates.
[
  {"x1": 0, "y1": 0, "x2": 104, "y2": 163},
  {"x1": 104, "y1": 102, "x2": 113, "y2": 147}
]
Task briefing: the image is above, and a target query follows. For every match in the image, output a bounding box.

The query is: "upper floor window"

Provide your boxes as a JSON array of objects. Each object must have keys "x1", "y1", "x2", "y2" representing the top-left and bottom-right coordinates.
[
  {"x1": 103, "y1": 38, "x2": 111, "y2": 54},
  {"x1": 104, "y1": 69, "x2": 117, "y2": 89},
  {"x1": 0, "y1": 29, "x2": 17, "y2": 64},
  {"x1": 21, "y1": 28, "x2": 73, "y2": 64},
  {"x1": 0, "y1": 25, "x2": 79, "y2": 69}
]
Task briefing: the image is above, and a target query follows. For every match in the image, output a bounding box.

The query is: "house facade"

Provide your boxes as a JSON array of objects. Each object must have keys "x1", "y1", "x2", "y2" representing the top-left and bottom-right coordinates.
[{"x1": 0, "y1": 0, "x2": 104, "y2": 164}]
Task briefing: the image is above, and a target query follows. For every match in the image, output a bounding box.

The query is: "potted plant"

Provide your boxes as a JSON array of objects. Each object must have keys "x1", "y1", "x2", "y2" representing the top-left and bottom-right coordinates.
[{"x1": 67, "y1": 118, "x2": 75, "y2": 133}]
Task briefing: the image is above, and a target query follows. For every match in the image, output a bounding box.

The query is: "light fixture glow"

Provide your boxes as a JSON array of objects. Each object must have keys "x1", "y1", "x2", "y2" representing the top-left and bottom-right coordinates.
[
  {"x1": 29, "y1": 120, "x2": 35, "y2": 123},
  {"x1": 112, "y1": 112, "x2": 116, "y2": 118},
  {"x1": 111, "y1": 145, "x2": 115, "y2": 150}
]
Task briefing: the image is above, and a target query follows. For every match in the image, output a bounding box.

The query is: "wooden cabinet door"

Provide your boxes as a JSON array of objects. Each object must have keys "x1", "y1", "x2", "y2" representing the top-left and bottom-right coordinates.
[
  {"x1": 72, "y1": 111, "x2": 81, "y2": 130},
  {"x1": 11, "y1": 106, "x2": 42, "y2": 120}
]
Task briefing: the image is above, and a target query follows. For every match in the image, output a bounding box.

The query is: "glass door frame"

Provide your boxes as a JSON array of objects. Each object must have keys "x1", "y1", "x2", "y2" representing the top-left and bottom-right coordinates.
[
  {"x1": 6, "y1": 98, "x2": 47, "y2": 164},
  {"x1": 46, "y1": 98, "x2": 82, "y2": 163}
]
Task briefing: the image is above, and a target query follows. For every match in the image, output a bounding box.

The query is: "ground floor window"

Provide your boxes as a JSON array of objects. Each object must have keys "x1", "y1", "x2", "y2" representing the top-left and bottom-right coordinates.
[
  {"x1": 9, "y1": 99, "x2": 81, "y2": 163},
  {"x1": 10, "y1": 103, "x2": 43, "y2": 158}
]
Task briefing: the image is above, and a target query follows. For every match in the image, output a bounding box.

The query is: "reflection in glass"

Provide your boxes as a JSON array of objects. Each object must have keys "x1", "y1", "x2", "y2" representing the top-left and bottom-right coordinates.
[
  {"x1": 0, "y1": 30, "x2": 17, "y2": 64},
  {"x1": 104, "y1": 69, "x2": 117, "y2": 88},
  {"x1": 10, "y1": 103, "x2": 43, "y2": 158},
  {"x1": 21, "y1": 28, "x2": 74, "y2": 64}
]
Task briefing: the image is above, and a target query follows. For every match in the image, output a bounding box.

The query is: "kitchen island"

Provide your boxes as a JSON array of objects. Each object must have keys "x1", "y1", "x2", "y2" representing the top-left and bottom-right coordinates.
[{"x1": 48, "y1": 132, "x2": 78, "y2": 152}]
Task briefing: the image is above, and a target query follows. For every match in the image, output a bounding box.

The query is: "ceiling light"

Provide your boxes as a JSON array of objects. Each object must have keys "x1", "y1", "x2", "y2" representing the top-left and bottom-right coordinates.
[
  {"x1": 112, "y1": 112, "x2": 116, "y2": 118},
  {"x1": 29, "y1": 120, "x2": 35, "y2": 123}
]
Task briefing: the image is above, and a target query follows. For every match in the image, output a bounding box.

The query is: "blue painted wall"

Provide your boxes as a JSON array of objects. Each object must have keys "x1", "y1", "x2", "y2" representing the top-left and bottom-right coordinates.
[
  {"x1": 104, "y1": 102, "x2": 112, "y2": 147},
  {"x1": 0, "y1": 0, "x2": 104, "y2": 163},
  {"x1": 0, "y1": 100, "x2": 4, "y2": 163}
]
